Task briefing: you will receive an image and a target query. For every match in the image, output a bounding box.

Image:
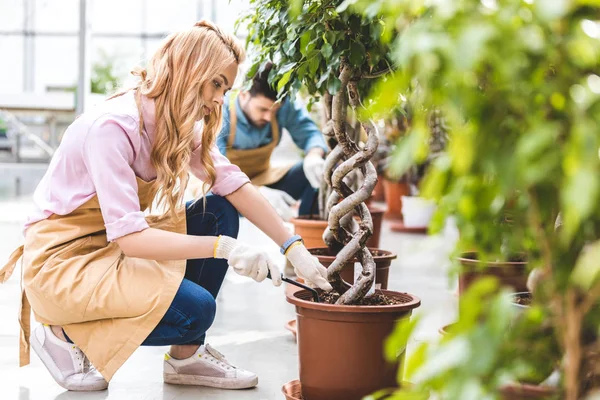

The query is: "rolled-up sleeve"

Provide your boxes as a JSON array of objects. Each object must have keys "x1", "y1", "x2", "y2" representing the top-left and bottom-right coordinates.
[
  {"x1": 189, "y1": 143, "x2": 250, "y2": 196},
  {"x1": 82, "y1": 116, "x2": 149, "y2": 242}
]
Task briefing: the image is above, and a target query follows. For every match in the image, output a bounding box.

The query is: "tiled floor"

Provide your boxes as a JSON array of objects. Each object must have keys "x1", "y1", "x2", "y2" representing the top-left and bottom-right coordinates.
[{"x1": 0, "y1": 196, "x2": 459, "y2": 400}]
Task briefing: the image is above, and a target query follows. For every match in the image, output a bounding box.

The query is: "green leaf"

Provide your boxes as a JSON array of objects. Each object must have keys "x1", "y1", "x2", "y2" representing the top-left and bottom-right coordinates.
[
  {"x1": 277, "y1": 70, "x2": 293, "y2": 92},
  {"x1": 384, "y1": 316, "x2": 420, "y2": 362},
  {"x1": 325, "y1": 31, "x2": 338, "y2": 46},
  {"x1": 327, "y1": 76, "x2": 341, "y2": 95},
  {"x1": 321, "y1": 43, "x2": 333, "y2": 58},
  {"x1": 300, "y1": 31, "x2": 312, "y2": 56},
  {"x1": 349, "y1": 40, "x2": 366, "y2": 66},
  {"x1": 570, "y1": 240, "x2": 600, "y2": 290},
  {"x1": 336, "y1": 0, "x2": 359, "y2": 13}
]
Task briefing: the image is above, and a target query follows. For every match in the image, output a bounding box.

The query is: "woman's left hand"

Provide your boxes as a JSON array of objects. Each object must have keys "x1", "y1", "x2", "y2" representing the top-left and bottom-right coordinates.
[{"x1": 286, "y1": 243, "x2": 333, "y2": 291}]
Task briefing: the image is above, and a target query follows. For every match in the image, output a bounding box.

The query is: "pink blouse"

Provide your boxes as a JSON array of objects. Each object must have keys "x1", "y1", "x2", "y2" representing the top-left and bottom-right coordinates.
[{"x1": 25, "y1": 91, "x2": 250, "y2": 241}]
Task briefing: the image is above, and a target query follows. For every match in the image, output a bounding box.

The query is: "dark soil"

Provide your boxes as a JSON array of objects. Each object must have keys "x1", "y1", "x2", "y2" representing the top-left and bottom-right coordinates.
[
  {"x1": 316, "y1": 291, "x2": 410, "y2": 305},
  {"x1": 514, "y1": 293, "x2": 532, "y2": 306}
]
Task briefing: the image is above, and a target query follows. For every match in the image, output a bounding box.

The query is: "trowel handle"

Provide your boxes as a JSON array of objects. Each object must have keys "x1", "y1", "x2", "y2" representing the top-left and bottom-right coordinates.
[{"x1": 266, "y1": 271, "x2": 320, "y2": 303}]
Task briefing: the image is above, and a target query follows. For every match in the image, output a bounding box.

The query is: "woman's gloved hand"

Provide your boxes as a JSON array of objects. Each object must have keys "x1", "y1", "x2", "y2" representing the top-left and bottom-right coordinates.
[
  {"x1": 302, "y1": 154, "x2": 325, "y2": 189},
  {"x1": 286, "y1": 243, "x2": 333, "y2": 291},
  {"x1": 214, "y1": 236, "x2": 282, "y2": 286}
]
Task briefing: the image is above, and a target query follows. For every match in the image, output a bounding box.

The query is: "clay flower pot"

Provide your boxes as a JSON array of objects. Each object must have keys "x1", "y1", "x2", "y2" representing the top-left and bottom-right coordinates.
[
  {"x1": 457, "y1": 252, "x2": 528, "y2": 295},
  {"x1": 308, "y1": 247, "x2": 397, "y2": 289},
  {"x1": 286, "y1": 289, "x2": 421, "y2": 400},
  {"x1": 382, "y1": 180, "x2": 410, "y2": 220},
  {"x1": 499, "y1": 383, "x2": 559, "y2": 399},
  {"x1": 282, "y1": 379, "x2": 303, "y2": 400}
]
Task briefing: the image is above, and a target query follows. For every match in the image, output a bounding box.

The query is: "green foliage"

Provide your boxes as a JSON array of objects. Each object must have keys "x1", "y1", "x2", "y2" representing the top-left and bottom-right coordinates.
[
  {"x1": 385, "y1": 280, "x2": 560, "y2": 399},
  {"x1": 359, "y1": 0, "x2": 600, "y2": 259},
  {"x1": 239, "y1": 0, "x2": 396, "y2": 100},
  {"x1": 345, "y1": 0, "x2": 600, "y2": 397},
  {"x1": 91, "y1": 50, "x2": 121, "y2": 95}
]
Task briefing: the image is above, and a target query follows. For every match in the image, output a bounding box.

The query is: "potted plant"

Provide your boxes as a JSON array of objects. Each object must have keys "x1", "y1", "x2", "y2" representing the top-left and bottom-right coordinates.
[
  {"x1": 242, "y1": 1, "x2": 421, "y2": 399},
  {"x1": 344, "y1": 0, "x2": 600, "y2": 398}
]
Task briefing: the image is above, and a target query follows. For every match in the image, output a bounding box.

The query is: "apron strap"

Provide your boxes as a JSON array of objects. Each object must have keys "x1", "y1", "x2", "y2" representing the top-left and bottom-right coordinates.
[
  {"x1": 0, "y1": 245, "x2": 23, "y2": 283},
  {"x1": 0, "y1": 245, "x2": 30, "y2": 366},
  {"x1": 19, "y1": 286, "x2": 30, "y2": 366}
]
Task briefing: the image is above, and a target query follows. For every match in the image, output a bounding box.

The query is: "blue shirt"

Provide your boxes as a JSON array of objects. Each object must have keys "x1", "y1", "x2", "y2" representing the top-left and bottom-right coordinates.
[{"x1": 217, "y1": 94, "x2": 328, "y2": 156}]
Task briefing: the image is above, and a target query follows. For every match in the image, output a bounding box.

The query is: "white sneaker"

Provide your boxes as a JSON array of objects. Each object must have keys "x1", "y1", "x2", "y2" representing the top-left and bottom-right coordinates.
[
  {"x1": 30, "y1": 324, "x2": 108, "y2": 391},
  {"x1": 163, "y1": 344, "x2": 258, "y2": 389}
]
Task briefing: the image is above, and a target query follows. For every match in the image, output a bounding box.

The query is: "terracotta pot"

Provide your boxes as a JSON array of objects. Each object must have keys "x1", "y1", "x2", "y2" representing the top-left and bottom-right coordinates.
[
  {"x1": 372, "y1": 176, "x2": 385, "y2": 202},
  {"x1": 283, "y1": 379, "x2": 415, "y2": 400},
  {"x1": 308, "y1": 247, "x2": 397, "y2": 290},
  {"x1": 286, "y1": 289, "x2": 421, "y2": 400},
  {"x1": 291, "y1": 204, "x2": 386, "y2": 249},
  {"x1": 499, "y1": 383, "x2": 559, "y2": 399},
  {"x1": 291, "y1": 217, "x2": 328, "y2": 249},
  {"x1": 457, "y1": 252, "x2": 528, "y2": 295},
  {"x1": 285, "y1": 319, "x2": 297, "y2": 341},
  {"x1": 285, "y1": 277, "x2": 306, "y2": 297},
  {"x1": 383, "y1": 180, "x2": 410, "y2": 219},
  {"x1": 365, "y1": 205, "x2": 385, "y2": 248},
  {"x1": 282, "y1": 379, "x2": 302, "y2": 400}
]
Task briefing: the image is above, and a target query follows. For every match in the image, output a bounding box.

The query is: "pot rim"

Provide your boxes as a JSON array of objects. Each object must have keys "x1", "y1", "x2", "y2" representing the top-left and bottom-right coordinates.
[
  {"x1": 281, "y1": 379, "x2": 302, "y2": 400},
  {"x1": 286, "y1": 288, "x2": 421, "y2": 313},
  {"x1": 307, "y1": 247, "x2": 397, "y2": 262},
  {"x1": 457, "y1": 251, "x2": 528, "y2": 266},
  {"x1": 499, "y1": 382, "x2": 559, "y2": 395}
]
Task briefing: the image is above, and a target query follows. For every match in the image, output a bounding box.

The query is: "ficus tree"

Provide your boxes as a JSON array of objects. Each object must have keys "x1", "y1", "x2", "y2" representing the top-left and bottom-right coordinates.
[
  {"x1": 240, "y1": 0, "x2": 397, "y2": 304},
  {"x1": 343, "y1": 0, "x2": 600, "y2": 398}
]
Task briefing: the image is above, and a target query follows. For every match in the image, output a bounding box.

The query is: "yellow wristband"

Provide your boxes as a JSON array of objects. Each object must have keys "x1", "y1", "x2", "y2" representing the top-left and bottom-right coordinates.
[
  {"x1": 284, "y1": 240, "x2": 303, "y2": 256},
  {"x1": 213, "y1": 235, "x2": 221, "y2": 258}
]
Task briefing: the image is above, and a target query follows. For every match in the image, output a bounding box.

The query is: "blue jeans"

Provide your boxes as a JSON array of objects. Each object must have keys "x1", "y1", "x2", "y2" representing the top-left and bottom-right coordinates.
[
  {"x1": 268, "y1": 160, "x2": 319, "y2": 216},
  {"x1": 64, "y1": 195, "x2": 238, "y2": 346},
  {"x1": 141, "y1": 195, "x2": 239, "y2": 346}
]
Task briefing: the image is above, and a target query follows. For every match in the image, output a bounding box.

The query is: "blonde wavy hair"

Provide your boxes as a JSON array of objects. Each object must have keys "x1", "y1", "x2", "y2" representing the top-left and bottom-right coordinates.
[{"x1": 114, "y1": 20, "x2": 245, "y2": 218}]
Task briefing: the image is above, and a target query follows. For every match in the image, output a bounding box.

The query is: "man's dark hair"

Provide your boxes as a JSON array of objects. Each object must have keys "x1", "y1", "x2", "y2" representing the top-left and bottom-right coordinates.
[{"x1": 248, "y1": 62, "x2": 278, "y2": 101}]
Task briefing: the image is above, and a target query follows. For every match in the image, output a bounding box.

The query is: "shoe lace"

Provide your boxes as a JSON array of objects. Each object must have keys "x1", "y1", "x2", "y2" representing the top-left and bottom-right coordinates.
[
  {"x1": 71, "y1": 345, "x2": 100, "y2": 379},
  {"x1": 204, "y1": 344, "x2": 235, "y2": 370},
  {"x1": 70, "y1": 345, "x2": 85, "y2": 374}
]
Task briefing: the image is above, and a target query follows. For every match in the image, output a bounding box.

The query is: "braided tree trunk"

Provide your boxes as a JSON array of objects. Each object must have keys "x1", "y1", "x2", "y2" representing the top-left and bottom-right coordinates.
[{"x1": 321, "y1": 64, "x2": 379, "y2": 305}]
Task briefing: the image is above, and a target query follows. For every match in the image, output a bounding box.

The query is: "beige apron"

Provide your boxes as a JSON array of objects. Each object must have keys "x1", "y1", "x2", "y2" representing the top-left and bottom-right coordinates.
[
  {"x1": 226, "y1": 96, "x2": 293, "y2": 186},
  {"x1": 0, "y1": 95, "x2": 187, "y2": 382}
]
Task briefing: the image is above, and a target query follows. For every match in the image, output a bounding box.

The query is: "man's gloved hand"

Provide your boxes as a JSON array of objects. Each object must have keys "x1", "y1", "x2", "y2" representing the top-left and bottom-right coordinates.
[
  {"x1": 302, "y1": 154, "x2": 325, "y2": 189},
  {"x1": 286, "y1": 242, "x2": 333, "y2": 291},
  {"x1": 258, "y1": 186, "x2": 297, "y2": 221},
  {"x1": 215, "y1": 236, "x2": 282, "y2": 286}
]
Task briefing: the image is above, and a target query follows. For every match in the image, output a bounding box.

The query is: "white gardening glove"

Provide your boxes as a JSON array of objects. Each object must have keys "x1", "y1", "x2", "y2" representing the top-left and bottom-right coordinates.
[
  {"x1": 286, "y1": 242, "x2": 333, "y2": 291},
  {"x1": 215, "y1": 236, "x2": 282, "y2": 286},
  {"x1": 302, "y1": 154, "x2": 325, "y2": 189},
  {"x1": 258, "y1": 186, "x2": 297, "y2": 221}
]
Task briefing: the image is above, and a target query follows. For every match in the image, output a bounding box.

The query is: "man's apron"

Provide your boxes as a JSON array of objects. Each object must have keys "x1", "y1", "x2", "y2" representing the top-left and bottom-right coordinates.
[
  {"x1": 226, "y1": 96, "x2": 293, "y2": 186},
  {"x1": 0, "y1": 95, "x2": 187, "y2": 382}
]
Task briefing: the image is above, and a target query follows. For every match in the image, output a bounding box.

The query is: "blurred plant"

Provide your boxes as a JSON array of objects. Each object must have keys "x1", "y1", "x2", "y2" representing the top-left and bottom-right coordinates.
[
  {"x1": 91, "y1": 49, "x2": 121, "y2": 95},
  {"x1": 343, "y1": 0, "x2": 600, "y2": 398},
  {"x1": 240, "y1": 0, "x2": 396, "y2": 303}
]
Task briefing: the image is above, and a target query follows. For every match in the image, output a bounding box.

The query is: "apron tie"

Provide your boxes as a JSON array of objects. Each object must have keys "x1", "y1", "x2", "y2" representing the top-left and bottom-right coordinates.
[
  {"x1": 0, "y1": 245, "x2": 23, "y2": 283},
  {"x1": 0, "y1": 245, "x2": 30, "y2": 366}
]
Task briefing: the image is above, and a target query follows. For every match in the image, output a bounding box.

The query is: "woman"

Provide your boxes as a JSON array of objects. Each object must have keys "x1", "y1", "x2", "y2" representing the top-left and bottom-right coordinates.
[{"x1": 0, "y1": 20, "x2": 332, "y2": 392}]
